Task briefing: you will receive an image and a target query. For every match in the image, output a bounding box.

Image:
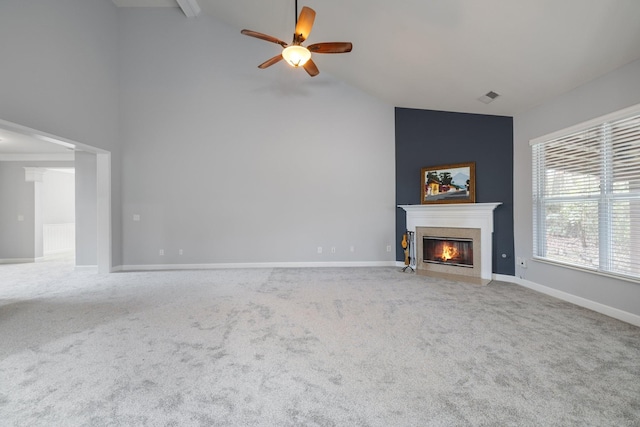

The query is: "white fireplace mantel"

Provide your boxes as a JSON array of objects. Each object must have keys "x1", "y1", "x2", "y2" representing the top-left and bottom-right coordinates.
[{"x1": 398, "y1": 203, "x2": 501, "y2": 280}]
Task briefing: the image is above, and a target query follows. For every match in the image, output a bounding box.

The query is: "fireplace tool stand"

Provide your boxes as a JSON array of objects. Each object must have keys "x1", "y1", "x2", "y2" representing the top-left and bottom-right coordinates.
[{"x1": 401, "y1": 231, "x2": 415, "y2": 272}]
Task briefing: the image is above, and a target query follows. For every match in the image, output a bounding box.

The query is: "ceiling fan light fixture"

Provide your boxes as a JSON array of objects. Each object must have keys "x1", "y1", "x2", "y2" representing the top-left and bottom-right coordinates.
[
  {"x1": 242, "y1": 5, "x2": 351, "y2": 76},
  {"x1": 282, "y1": 45, "x2": 311, "y2": 67}
]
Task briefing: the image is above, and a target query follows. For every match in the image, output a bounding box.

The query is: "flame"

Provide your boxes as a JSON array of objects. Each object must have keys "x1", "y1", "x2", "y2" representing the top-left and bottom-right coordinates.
[{"x1": 441, "y1": 245, "x2": 458, "y2": 261}]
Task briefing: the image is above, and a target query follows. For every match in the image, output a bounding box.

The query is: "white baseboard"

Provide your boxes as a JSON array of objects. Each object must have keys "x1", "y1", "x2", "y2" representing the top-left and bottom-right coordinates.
[
  {"x1": 116, "y1": 261, "x2": 396, "y2": 272},
  {"x1": 494, "y1": 274, "x2": 640, "y2": 328},
  {"x1": 0, "y1": 258, "x2": 35, "y2": 264}
]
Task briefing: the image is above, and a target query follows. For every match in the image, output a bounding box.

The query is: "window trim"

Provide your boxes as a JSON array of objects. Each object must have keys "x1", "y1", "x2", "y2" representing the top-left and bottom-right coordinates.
[{"x1": 530, "y1": 102, "x2": 640, "y2": 284}]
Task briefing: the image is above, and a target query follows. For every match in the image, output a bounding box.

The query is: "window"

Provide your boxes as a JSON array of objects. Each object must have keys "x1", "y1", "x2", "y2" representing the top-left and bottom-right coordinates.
[{"x1": 531, "y1": 104, "x2": 640, "y2": 281}]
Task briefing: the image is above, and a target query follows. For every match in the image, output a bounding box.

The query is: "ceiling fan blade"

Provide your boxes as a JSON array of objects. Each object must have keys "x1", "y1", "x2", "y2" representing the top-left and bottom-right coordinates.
[
  {"x1": 241, "y1": 29, "x2": 288, "y2": 47},
  {"x1": 303, "y1": 59, "x2": 319, "y2": 77},
  {"x1": 294, "y1": 6, "x2": 316, "y2": 43},
  {"x1": 258, "y1": 54, "x2": 284, "y2": 69},
  {"x1": 307, "y1": 42, "x2": 353, "y2": 54}
]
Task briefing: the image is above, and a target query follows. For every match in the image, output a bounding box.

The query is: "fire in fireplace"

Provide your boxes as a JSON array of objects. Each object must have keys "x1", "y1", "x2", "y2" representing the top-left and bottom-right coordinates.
[{"x1": 423, "y1": 237, "x2": 474, "y2": 268}]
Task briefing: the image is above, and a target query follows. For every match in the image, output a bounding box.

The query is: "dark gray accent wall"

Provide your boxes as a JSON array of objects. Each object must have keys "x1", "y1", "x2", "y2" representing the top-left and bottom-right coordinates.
[{"x1": 395, "y1": 108, "x2": 515, "y2": 275}]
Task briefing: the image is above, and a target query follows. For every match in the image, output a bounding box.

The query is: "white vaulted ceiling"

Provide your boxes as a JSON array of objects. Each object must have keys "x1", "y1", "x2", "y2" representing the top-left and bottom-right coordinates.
[{"x1": 111, "y1": 0, "x2": 640, "y2": 116}]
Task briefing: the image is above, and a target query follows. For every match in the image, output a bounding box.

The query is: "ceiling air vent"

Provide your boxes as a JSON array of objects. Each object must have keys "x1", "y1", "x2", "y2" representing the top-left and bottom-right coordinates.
[{"x1": 478, "y1": 91, "x2": 500, "y2": 104}]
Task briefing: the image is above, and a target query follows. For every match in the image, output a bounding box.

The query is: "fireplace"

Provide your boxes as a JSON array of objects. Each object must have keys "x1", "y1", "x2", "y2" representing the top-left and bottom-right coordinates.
[
  {"x1": 398, "y1": 203, "x2": 501, "y2": 284},
  {"x1": 423, "y1": 236, "x2": 473, "y2": 268},
  {"x1": 416, "y1": 227, "x2": 481, "y2": 279}
]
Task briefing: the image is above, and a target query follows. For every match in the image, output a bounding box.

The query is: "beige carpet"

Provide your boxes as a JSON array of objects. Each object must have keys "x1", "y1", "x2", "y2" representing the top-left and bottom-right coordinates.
[{"x1": 1, "y1": 260, "x2": 639, "y2": 426}]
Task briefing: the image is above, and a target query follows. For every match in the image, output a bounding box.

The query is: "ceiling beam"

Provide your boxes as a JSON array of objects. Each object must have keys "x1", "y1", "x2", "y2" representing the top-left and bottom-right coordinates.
[{"x1": 175, "y1": 0, "x2": 200, "y2": 18}]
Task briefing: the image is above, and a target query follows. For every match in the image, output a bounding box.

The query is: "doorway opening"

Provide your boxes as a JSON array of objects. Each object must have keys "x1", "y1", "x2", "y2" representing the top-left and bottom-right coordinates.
[
  {"x1": 42, "y1": 167, "x2": 76, "y2": 261},
  {"x1": 0, "y1": 119, "x2": 111, "y2": 273}
]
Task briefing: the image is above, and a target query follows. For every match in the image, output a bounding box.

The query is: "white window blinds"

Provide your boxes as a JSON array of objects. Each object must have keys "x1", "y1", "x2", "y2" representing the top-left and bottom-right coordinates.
[{"x1": 532, "y1": 107, "x2": 640, "y2": 281}]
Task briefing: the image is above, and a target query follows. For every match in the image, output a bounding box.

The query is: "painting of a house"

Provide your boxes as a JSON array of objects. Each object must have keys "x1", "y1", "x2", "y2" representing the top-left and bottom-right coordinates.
[{"x1": 421, "y1": 162, "x2": 476, "y2": 204}]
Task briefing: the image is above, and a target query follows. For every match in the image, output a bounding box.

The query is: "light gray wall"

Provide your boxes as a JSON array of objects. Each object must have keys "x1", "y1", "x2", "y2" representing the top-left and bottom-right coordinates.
[
  {"x1": 119, "y1": 9, "x2": 395, "y2": 265},
  {"x1": 0, "y1": 163, "x2": 35, "y2": 259},
  {"x1": 34, "y1": 180, "x2": 43, "y2": 259},
  {"x1": 75, "y1": 152, "x2": 98, "y2": 266},
  {"x1": 0, "y1": 0, "x2": 122, "y2": 266},
  {"x1": 42, "y1": 170, "x2": 75, "y2": 224},
  {"x1": 513, "y1": 59, "x2": 640, "y2": 316}
]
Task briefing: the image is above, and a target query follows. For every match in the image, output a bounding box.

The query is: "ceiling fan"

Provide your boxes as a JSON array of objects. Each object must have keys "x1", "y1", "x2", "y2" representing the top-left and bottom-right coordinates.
[{"x1": 240, "y1": 1, "x2": 352, "y2": 77}]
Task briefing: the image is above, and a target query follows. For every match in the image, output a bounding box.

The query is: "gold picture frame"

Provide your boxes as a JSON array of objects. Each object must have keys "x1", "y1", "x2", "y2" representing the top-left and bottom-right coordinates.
[{"x1": 421, "y1": 162, "x2": 476, "y2": 204}]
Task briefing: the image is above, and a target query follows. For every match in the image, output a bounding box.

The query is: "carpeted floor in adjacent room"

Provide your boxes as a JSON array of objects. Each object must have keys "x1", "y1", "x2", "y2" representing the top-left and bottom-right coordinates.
[{"x1": 1, "y1": 260, "x2": 639, "y2": 426}]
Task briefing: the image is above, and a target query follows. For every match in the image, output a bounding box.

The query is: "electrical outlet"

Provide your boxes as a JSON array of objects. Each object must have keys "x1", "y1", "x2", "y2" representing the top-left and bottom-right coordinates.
[
  {"x1": 317, "y1": 246, "x2": 322, "y2": 254},
  {"x1": 331, "y1": 247, "x2": 336, "y2": 254},
  {"x1": 159, "y1": 249, "x2": 164, "y2": 256},
  {"x1": 133, "y1": 214, "x2": 140, "y2": 221},
  {"x1": 350, "y1": 246, "x2": 355, "y2": 252},
  {"x1": 517, "y1": 257, "x2": 527, "y2": 268},
  {"x1": 386, "y1": 245, "x2": 392, "y2": 252},
  {"x1": 179, "y1": 249, "x2": 183, "y2": 255}
]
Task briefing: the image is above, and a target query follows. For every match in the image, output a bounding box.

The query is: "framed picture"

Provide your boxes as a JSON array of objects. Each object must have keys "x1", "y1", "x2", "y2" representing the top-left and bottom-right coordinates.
[{"x1": 421, "y1": 162, "x2": 476, "y2": 204}]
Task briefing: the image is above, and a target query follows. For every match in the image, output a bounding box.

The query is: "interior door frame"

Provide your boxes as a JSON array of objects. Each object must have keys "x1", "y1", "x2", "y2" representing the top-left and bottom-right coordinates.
[{"x1": 0, "y1": 119, "x2": 112, "y2": 273}]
